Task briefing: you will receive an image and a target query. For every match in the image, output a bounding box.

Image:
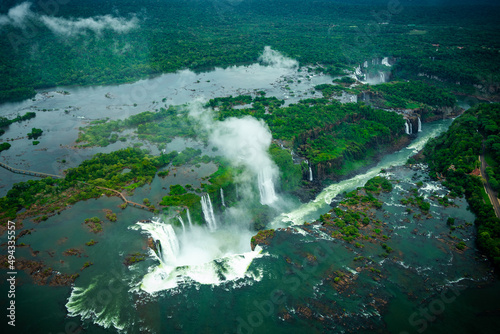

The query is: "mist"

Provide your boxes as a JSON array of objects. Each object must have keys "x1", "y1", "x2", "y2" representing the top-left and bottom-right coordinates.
[
  {"x1": 188, "y1": 99, "x2": 280, "y2": 205},
  {"x1": 0, "y1": 1, "x2": 138, "y2": 36},
  {"x1": 0, "y1": 1, "x2": 31, "y2": 27},
  {"x1": 259, "y1": 45, "x2": 298, "y2": 69}
]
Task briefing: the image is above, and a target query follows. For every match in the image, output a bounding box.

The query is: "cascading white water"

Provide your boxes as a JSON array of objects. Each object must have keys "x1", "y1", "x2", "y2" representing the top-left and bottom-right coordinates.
[
  {"x1": 177, "y1": 216, "x2": 186, "y2": 233},
  {"x1": 405, "y1": 121, "x2": 410, "y2": 135},
  {"x1": 409, "y1": 120, "x2": 413, "y2": 134},
  {"x1": 136, "y1": 218, "x2": 264, "y2": 293},
  {"x1": 355, "y1": 65, "x2": 363, "y2": 78},
  {"x1": 186, "y1": 209, "x2": 193, "y2": 229},
  {"x1": 201, "y1": 194, "x2": 217, "y2": 231},
  {"x1": 418, "y1": 117, "x2": 422, "y2": 132},
  {"x1": 220, "y1": 188, "x2": 226, "y2": 207},
  {"x1": 138, "y1": 220, "x2": 179, "y2": 265},
  {"x1": 382, "y1": 57, "x2": 391, "y2": 66},
  {"x1": 258, "y1": 168, "x2": 278, "y2": 205},
  {"x1": 309, "y1": 166, "x2": 313, "y2": 182},
  {"x1": 363, "y1": 61, "x2": 368, "y2": 68},
  {"x1": 379, "y1": 72, "x2": 385, "y2": 82}
]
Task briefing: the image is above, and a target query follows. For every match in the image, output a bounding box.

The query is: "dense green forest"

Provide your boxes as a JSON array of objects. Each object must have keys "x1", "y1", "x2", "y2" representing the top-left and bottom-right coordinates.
[
  {"x1": 1, "y1": 0, "x2": 499, "y2": 103},
  {"x1": 367, "y1": 81, "x2": 456, "y2": 109},
  {"x1": 77, "y1": 95, "x2": 406, "y2": 181},
  {"x1": 215, "y1": 97, "x2": 406, "y2": 179},
  {"x1": 423, "y1": 103, "x2": 500, "y2": 265}
]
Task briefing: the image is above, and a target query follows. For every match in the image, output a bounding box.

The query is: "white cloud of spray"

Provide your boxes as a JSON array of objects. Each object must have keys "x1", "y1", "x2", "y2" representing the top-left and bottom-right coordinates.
[
  {"x1": 258, "y1": 46, "x2": 298, "y2": 69},
  {"x1": 0, "y1": 2, "x2": 138, "y2": 36},
  {"x1": 189, "y1": 99, "x2": 279, "y2": 205}
]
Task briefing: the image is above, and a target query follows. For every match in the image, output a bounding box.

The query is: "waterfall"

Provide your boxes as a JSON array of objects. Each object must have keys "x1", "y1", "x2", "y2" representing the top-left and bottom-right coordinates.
[
  {"x1": 147, "y1": 221, "x2": 179, "y2": 265},
  {"x1": 363, "y1": 61, "x2": 368, "y2": 68},
  {"x1": 258, "y1": 168, "x2": 278, "y2": 205},
  {"x1": 355, "y1": 65, "x2": 363, "y2": 78},
  {"x1": 418, "y1": 117, "x2": 422, "y2": 132},
  {"x1": 220, "y1": 188, "x2": 226, "y2": 207},
  {"x1": 379, "y1": 72, "x2": 386, "y2": 83},
  {"x1": 186, "y1": 209, "x2": 193, "y2": 229},
  {"x1": 409, "y1": 120, "x2": 413, "y2": 134},
  {"x1": 201, "y1": 194, "x2": 217, "y2": 231},
  {"x1": 177, "y1": 216, "x2": 186, "y2": 233},
  {"x1": 309, "y1": 166, "x2": 313, "y2": 182},
  {"x1": 405, "y1": 121, "x2": 410, "y2": 135},
  {"x1": 382, "y1": 57, "x2": 390, "y2": 66}
]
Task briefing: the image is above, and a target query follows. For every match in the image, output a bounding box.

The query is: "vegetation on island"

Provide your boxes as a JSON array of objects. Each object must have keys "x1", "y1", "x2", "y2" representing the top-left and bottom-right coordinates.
[
  {"x1": 27, "y1": 128, "x2": 43, "y2": 140},
  {"x1": 76, "y1": 106, "x2": 195, "y2": 148},
  {"x1": 0, "y1": 148, "x2": 173, "y2": 225},
  {"x1": 0, "y1": 142, "x2": 11, "y2": 152},
  {"x1": 160, "y1": 185, "x2": 200, "y2": 208},
  {"x1": 0, "y1": 112, "x2": 36, "y2": 136},
  {"x1": 250, "y1": 229, "x2": 275, "y2": 251},
  {"x1": 316, "y1": 177, "x2": 394, "y2": 244},
  {"x1": 84, "y1": 217, "x2": 103, "y2": 233},
  {"x1": 124, "y1": 252, "x2": 146, "y2": 266}
]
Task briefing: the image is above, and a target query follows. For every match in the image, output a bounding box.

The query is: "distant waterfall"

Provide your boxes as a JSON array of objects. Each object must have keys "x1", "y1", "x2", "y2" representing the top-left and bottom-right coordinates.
[
  {"x1": 418, "y1": 117, "x2": 422, "y2": 132},
  {"x1": 355, "y1": 65, "x2": 363, "y2": 78},
  {"x1": 258, "y1": 168, "x2": 278, "y2": 205},
  {"x1": 409, "y1": 120, "x2": 413, "y2": 134},
  {"x1": 186, "y1": 209, "x2": 193, "y2": 229},
  {"x1": 201, "y1": 194, "x2": 217, "y2": 231},
  {"x1": 405, "y1": 121, "x2": 410, "y2": 135},
  {"x1": 220, "y1": 188, "x2": 226, "y2": 207},
  {"x1": 379, "y1": 72, "x2": 385, "y2": 83},
  {"x1": 309, "y1": 166, "x2": 313, "y2": 182},
  {"x1": 177, "y1": 216, "x2": 186, "y2": 233},
  {"x1": 382, "y1": 57, "x2": 390, "y2": 66}
]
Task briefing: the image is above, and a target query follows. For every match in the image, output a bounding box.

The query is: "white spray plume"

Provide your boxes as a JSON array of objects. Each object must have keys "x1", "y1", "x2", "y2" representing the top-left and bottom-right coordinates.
[
  {"x1": 0, "y1": 2, "x2": 138, "y2": 36},
  {"x1": 189, "y1": 99, "x2": 279, "y2": 205},
  {"x1": 258, "y1": 46, "x2": 298, "y2": 69}
]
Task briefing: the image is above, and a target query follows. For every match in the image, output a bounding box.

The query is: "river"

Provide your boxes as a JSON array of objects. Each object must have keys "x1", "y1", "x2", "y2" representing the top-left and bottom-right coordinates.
[{"x1": 1, "y1": 58, "x2": 499, "y2": 333}]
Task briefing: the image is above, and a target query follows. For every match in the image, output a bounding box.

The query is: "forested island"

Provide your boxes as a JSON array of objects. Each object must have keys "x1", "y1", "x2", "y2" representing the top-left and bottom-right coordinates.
[{"x1": 1, "y1": 1, "x2": 500, "y2": 333}]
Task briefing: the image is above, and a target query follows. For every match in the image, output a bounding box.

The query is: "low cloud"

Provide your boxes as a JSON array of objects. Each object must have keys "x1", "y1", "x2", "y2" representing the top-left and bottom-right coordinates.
[
  {"x1": 0, "y1": 2, "x2": 32, "y2": 27},
  {"x1": 40, "y1": 14, "x2": 139, "y2": 37},
  {"x1": 0, "y1": 2, "x2": 138, "y2": 36},
  {"x1": 258, "y1": 46, "x2": 298, "y2": 69}
]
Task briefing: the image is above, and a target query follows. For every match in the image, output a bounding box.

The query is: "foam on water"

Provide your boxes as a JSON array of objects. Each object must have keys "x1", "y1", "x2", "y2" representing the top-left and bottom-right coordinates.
[
  {"x1": 66, "y1": 281, "x2": 128, "y2": 331},
  {"x1": 136, "y1": 219, "x2": 264, "y2": 294}
]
